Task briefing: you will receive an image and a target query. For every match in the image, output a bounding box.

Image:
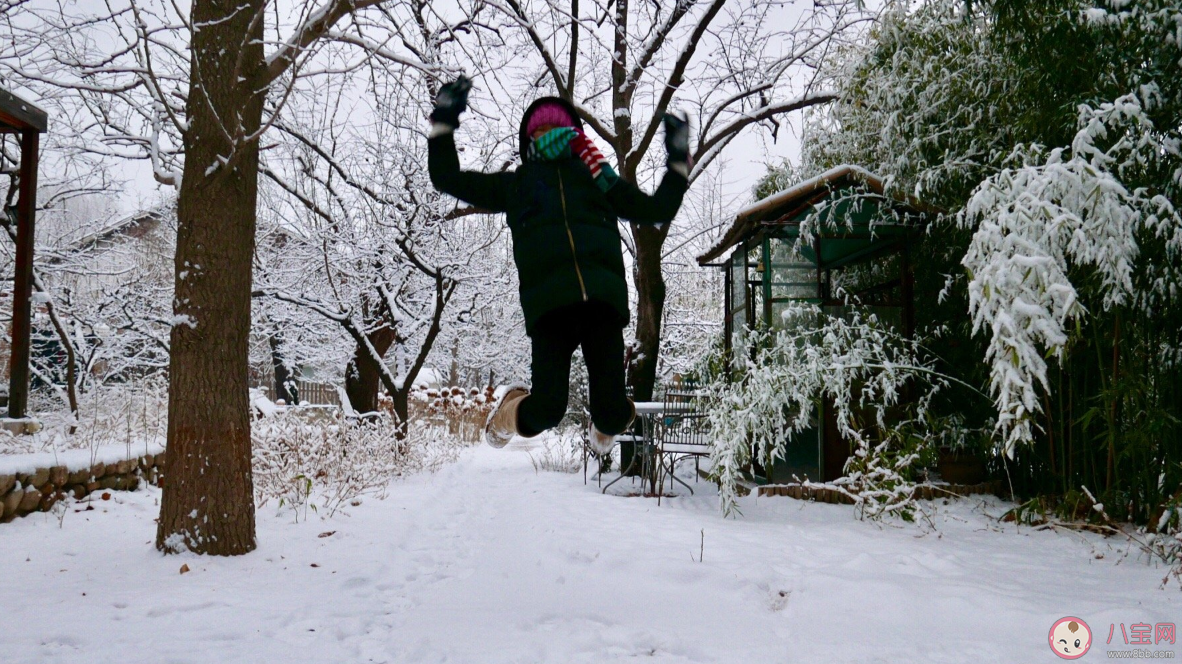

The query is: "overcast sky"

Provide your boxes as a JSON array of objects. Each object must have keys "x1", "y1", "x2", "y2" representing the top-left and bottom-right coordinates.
[{"x1": 10, "y1": 0, "x2": 818, "y2": 224}]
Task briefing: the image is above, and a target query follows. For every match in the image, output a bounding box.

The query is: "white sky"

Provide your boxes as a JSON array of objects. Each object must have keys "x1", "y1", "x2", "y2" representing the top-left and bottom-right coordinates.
[
  {"x1": 105, "y1": 0, "x2": 812, "y2": 219},
  {"x1": 114, "y1": 114, "x2": 801, "y2": 216},
  {"x1": 3, "y1": 0, "x2": 817, "y2": 226}
]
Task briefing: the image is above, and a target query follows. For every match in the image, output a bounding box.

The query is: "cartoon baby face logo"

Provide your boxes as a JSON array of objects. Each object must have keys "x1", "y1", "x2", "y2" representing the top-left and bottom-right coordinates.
[{"x1": 1049, "y1": 617, "x2": 1092, "y2": 659}]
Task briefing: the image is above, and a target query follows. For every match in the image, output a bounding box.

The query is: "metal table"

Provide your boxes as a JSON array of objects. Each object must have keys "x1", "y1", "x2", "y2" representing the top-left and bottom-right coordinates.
[{"x1": 599, "y1": 401, "x2": 696, "y2": 495}]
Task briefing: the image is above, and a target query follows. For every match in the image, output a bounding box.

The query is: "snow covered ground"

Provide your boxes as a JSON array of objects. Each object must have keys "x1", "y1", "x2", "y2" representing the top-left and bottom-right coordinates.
[{"x1": 1, "y1": 438, "x2": 1176, "y2": 663}]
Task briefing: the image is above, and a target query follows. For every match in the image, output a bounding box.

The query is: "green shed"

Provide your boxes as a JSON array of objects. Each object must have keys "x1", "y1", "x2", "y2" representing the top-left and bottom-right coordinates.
[{"x1": 696, "y1": 165, "x2": 930, "y2": 483}]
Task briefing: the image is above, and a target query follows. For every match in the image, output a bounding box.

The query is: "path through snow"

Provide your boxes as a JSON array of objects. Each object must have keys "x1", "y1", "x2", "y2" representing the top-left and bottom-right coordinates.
[{"x1": 1, "y1": 439, "x2": 1175, "y2": 663}]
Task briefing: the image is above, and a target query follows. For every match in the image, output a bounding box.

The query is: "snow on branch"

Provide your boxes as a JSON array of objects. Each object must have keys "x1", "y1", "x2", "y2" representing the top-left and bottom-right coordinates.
[
  {"x1": 693, "y1": 91, "x2": 838, "y2": 173},
  {"x1": 323, "y1": 30, "x2": 436, "y2": 76},
  {"x1": 498, "y1": 0, "x2": 569, "y2": 95},
  {"x1": 706, "y1": 303, "x2": 952, "y2": 519},
  {"x1": 624, "y1": 0, "x2": 696, "y2": 93},
  {"x1": 265, "y1": 0, "x2": 390, "y2": 84}
]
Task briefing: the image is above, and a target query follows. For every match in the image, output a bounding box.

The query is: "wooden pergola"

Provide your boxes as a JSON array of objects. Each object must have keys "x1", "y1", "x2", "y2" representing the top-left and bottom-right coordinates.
[{"x1": 1, "y1": 87, "x2": 48, "y2": 420}]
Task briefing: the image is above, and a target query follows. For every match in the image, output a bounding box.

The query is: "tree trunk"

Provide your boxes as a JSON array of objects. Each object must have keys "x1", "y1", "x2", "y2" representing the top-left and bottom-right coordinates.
[
  {"x1": 344, "y1": 327, "x2": 395, "y2": 415},
  {"x1": 156, "y1": 0, "x2": 266, "y2": 556},
  {"x1": 627, "y1": 225, "x2": 668, "y2": 402},
  {"x1": 43, "y1": 299, "x2": 78, "y2": 434},
  {"x1": 268, "y1": 332, "x2": 298, "y2": 404},
  {"x1": 390, "y1": 388, "x2": 410, "y2": 446}
]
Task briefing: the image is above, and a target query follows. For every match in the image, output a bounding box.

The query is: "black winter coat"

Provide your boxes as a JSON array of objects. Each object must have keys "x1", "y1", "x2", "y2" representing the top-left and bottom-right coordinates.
[{"x1": 428, "y1": 97, "x2": 688, "y2": 336}]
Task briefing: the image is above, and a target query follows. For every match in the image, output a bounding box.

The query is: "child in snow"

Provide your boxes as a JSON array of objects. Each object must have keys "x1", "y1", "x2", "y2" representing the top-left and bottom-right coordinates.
[{"x1": 427, "y1": 76, "x2": 690, "y2": 453}]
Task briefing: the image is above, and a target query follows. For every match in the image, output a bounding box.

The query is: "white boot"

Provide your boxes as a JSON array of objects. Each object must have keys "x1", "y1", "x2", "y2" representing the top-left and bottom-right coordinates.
[
  {"x1": 484, "y1": 387, "x2": 529, "y2": 448},
  {"x1": 588, "y1": 399, "x2": 636, "y2": 456}
]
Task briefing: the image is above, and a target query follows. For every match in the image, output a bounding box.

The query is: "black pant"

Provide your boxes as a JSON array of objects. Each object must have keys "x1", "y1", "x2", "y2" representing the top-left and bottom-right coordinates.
[{"x1": 516, "y1": 301, "x2": 632, "y2": 437}]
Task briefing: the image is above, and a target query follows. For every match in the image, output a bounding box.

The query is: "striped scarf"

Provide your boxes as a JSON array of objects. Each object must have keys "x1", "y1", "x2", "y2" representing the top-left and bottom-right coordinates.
[
  {"x1": 528, "y1": 127, "x2": 621, "y2": 193},
  {"x1": 527, "y1": 127, "x2": 577, "y2": 162}
]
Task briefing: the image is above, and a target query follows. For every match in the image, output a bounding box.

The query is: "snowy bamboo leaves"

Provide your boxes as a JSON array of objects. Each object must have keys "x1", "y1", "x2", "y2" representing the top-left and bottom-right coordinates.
[
  {"x1": 705, "y1": 304, "x2": 948, "y2": 517},
  {"x1": 960, "y1": 90, "x2": 1182, "y2": 456}
]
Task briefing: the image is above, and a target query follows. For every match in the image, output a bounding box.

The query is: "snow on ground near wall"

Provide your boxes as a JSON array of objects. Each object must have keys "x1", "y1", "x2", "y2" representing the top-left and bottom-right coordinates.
[{"x1": 0, "y1": 438, "x2": 1175, "y2": 664}]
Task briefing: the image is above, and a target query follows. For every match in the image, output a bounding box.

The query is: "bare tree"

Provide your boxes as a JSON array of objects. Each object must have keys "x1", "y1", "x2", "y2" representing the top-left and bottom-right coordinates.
[
  {"x1": 1, "y1": 0, "x2": 436, "y2": 554},
  {"x1": 0, "y1": 112, "x2": 148, "y2": 431},
  {"x1": 244, "y1": 1, "x2": 508, "y2": 430},
  {"x1": 481, "y1": 0, "x2": 871, "y2": 398},
  {"x1": 252, "y1": 36, "x2": 508, "y2": 432}
]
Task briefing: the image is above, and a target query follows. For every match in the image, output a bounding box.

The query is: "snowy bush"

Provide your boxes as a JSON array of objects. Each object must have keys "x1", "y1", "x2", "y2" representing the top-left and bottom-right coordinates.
[
  {"x1": 706, "y1": 303, "x2": 951, "y2": 519},
  {"x1": 1147, "y1": 496, "x2": 1182, "y2": 589},
  {"x1": 798, "y1": 0, "x2": 1182, "y2": 530},
  {"x1": 251, "y1": 412, "x2": 471, "y2": 520},
  {"x1": 0, "y1": 379, "x2": 168, "y2": 457},
  {"x1": 405, "y1": 386, "x2": 494, "y2": 443},
  {"x1": 528, "y1": 432, "x2": 584, "y2": 475},
  {"x1": 3, "y1": 381, "x2": 472, "y2": 522}
]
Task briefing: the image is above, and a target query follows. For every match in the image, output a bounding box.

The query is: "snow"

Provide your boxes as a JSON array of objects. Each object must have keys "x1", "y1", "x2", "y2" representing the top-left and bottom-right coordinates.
[
  {"x1": 960, "y1": 90, "x2": 1182, "y2": 453},
  {"x1": 249, "y1": 389, "x2": 281, "y2": 418},
  {"x1": 0, "y1": 440, "x2": 1175, "y2": 663},
  {"x1": 0, "y1": 442, "x2": 163, "y2": 476},
  {"x1": 170, "y1": 314, "x2": 197, "y2": 329}
]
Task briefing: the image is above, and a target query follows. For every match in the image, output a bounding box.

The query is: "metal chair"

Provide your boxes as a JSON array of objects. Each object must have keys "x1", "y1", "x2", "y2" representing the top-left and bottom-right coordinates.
[
  {"x1": 587, "y1": 386, "x2": 668, "y2": 495},
  {"x1": 654, "y1": 382, "x2": 711, "y2": 503}
]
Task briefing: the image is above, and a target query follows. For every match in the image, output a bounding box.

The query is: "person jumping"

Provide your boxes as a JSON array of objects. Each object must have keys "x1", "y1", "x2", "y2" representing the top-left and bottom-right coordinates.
[{"x1": 427, "y1": 76, "x2": 690, "y2": 455}]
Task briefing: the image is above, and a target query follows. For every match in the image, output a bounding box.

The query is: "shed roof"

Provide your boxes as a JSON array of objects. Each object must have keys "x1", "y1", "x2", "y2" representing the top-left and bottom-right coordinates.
[
  {"x1": 696, "y1": 165, "x2": 929, "y2": 267},
  {"x1": 0, "y1": 87, "x2": 48, "y2": 133}
]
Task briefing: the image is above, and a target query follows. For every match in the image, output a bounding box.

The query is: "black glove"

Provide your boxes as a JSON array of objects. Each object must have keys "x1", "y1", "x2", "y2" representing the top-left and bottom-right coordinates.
[
  {"x1": 430, "y1": 76, "x2": 473, "y2": 129},
  {"x1": 663, "y1": 111, "x2": 691, "y2": 170}
]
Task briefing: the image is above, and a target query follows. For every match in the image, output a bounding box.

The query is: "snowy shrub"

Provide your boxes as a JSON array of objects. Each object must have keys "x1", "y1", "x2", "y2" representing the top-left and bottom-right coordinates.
[
  {"x1": 706, "y1": 303, "x2": 951, "y2": 519},
  {"x1": 251, "y1": 411, "x2": 470, "y2": 519},
  {"x1": 528, "y1": 432, "x2": 584, "y2": 474},
  {"x1": 0, "y1": 379, "x2": 168, "y2": 457},
  {"x1": 405, "y1": 386, "x2": 494, "y2": 443},
  {"x1": 1146, "y1": 495, "x2": 1182, "y2": 589},
  {"x1": 797, "y1": 0, "x2": 1182, "y2": 531},
  {"x1": 1074, "y1": 487, "x2": 1182, "y2": 590}
]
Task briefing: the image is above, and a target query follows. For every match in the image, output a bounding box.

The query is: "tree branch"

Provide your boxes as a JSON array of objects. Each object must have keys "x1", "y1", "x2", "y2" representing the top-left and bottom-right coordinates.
[
  {"x1": 502, "y1": 0, "x2": 568, "y2": 95},
  {"x1": 265, "y1": 0, "x2": 389, "y2": 85},
  {"x1": 626, "y1": 0, "x2": 726, "y2": 173},
  {"x1": 693, "y1": 91, "x2": 837, "y2": 167}
]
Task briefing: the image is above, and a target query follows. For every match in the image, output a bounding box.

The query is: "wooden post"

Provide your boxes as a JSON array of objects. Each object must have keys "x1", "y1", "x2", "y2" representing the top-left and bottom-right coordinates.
[
  {"x1": 762, "y1": 237, "x2": 772, "y2": 328},
  {"x1": 814, "y1": 235, "x2": 825, "y2": 304},
  {"x1": 722, "y1": 254, "x2": 732, "y2": 364},
  {"x1": 8, "y1": 130, "x2": 38, "y2": 419},
  {"x1": 901, "y1": 241, "x2": 915, "y2": 341}
]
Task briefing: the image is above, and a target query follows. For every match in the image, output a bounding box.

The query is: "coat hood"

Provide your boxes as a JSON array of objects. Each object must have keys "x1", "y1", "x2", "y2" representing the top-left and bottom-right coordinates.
[{"x1": 519, "y1": 96, "x2": 584, "y2": 159}]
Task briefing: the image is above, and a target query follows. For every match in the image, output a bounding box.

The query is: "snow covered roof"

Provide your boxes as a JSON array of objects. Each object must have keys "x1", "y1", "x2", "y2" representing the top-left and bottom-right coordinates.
[
  {"x1": 55, "y1": 208, "x2": 166, "y2": 258},
  {"x1": 0, "y1": 87, "x2": 48, "y2": 132},
  {"x1": 696, "y1": 165, "x2": 930, "y2": 266}
]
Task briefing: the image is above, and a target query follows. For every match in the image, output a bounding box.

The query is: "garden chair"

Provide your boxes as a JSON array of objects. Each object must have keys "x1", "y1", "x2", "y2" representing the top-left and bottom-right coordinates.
[{"x1": 654, "y1": 382, "x2": 712, "y2": 504}]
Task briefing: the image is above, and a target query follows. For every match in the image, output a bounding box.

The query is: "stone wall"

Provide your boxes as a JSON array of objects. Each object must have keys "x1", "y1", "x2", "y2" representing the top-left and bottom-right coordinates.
[{"x1": 0, "y1": 453, "x2": 164, "y2": 523}]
